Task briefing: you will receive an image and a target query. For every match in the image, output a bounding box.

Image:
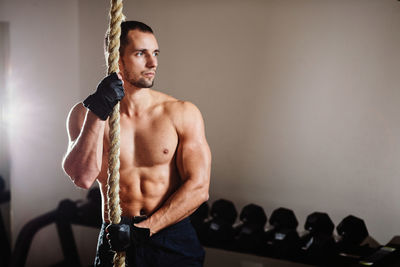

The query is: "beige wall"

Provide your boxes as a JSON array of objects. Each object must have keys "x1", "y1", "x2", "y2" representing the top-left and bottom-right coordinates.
[{"x1": 1, "y1": 0, "x2": 400, "y2": 265}]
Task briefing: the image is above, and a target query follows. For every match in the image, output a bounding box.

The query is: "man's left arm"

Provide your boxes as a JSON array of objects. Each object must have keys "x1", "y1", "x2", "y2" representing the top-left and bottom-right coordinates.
[{"x1": 137, "y1": 101, "x2": 211, "y2": 235}]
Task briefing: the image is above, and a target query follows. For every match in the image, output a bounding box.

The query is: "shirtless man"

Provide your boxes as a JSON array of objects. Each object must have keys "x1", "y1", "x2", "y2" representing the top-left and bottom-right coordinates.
[{"x1": 62, "y1": 21, "x2": 211, "y2": 266}]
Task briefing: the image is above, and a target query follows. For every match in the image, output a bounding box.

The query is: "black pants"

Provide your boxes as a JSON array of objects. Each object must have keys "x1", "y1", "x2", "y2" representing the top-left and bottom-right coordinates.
[{"x1": 94, "y1": 218, "x2": 205, "y2": 267}]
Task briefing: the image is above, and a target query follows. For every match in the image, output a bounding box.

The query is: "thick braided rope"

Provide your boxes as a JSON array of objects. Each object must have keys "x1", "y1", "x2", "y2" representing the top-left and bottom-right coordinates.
[{"x1": 106, "y1": 0, "x2": 125, "y2": 266}]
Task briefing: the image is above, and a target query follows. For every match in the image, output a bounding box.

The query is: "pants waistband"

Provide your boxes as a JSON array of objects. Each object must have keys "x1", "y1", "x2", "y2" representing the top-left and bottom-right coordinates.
[{"x1": 102, "y1": 217, "x2": 191, "y2": 233}]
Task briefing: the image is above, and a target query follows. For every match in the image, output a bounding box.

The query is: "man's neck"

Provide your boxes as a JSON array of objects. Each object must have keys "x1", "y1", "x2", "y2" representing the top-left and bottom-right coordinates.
[{"x1": 120, "y1": 85, "x2": 153, "y2": 117}]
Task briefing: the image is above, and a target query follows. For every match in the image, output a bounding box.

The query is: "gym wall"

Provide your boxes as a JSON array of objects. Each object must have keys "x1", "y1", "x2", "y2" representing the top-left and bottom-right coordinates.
[{"x1": 1, "y1": 0, "x2": 400, "y2": 266}]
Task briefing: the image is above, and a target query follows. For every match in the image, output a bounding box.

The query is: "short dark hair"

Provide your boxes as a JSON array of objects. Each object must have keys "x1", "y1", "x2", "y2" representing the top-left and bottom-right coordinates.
[{"x1": 105, "y1": 21, "x2": 154, "y2": 56}]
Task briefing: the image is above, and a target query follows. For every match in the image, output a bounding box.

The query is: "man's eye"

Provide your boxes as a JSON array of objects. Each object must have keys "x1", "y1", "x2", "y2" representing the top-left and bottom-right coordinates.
[
  {"x1": 136, "y1": 52, "x2": 143, "y2": 56},
  {"x1": 153, "y1": 51, "x2": 159, "y2": 56}
]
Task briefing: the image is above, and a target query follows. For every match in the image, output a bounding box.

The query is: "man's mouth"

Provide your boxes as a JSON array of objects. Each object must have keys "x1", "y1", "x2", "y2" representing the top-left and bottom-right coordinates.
[{"x1": 143, "y1": 71, "x2": 155, "y2": 78}]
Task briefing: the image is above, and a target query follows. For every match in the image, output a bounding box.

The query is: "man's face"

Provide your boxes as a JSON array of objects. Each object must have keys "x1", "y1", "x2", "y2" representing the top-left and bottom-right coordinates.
[{"x1": 119, "y1": 29, "x2": 159, "y2": 89}]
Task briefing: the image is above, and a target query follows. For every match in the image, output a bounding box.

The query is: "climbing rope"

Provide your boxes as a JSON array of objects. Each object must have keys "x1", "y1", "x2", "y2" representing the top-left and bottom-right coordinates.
[{"x1": 106, "y1": 0, "x2": 125, "y2": 266}]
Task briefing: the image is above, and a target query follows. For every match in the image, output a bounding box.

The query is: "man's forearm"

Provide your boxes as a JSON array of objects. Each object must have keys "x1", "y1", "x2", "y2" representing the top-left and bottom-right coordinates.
[
  {"x1": 63, "y1": 111, "x2": 105, "y2": 188},
  {"x1": 140, "y1": 178, "x2": 209, "y2": 235}
]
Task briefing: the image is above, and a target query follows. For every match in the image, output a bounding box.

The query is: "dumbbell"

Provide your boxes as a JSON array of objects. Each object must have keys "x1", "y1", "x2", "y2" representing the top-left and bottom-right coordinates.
[
  {"x1": 204, "y1": 199, "x2": 237, "y2": 250},
  {"x1": 233, "y1": 204, "x2": 267, "y2": 254},
  {"x1": 299, "y1": 212, "x2": 337, "y2": 265},
  {"x1": 335, "y1": 215, "x2": 377, "y2": 265},
  {"x1": 262, "y1": 207, "x2": 301, "y2": 261}
]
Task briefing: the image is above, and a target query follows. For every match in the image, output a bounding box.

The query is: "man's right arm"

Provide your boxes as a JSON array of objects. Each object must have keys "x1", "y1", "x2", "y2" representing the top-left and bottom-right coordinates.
[
  {"x1": 62, "y1": 103, "x2": 105, "y2": 189},
  {"x1": 62, "y1": 73, "x2": 124, "y2": 189}
]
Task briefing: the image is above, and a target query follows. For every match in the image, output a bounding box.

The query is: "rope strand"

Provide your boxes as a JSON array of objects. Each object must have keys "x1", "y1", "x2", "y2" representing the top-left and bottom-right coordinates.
[{"x1": 106, "y1": 0, "x2": 125, "y2": 266}]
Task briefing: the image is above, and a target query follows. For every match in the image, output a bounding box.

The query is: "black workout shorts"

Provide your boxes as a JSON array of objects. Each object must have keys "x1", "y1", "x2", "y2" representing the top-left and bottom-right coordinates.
[{"x1": 94, "y1": 217, "x2": 205, "y2": 267}]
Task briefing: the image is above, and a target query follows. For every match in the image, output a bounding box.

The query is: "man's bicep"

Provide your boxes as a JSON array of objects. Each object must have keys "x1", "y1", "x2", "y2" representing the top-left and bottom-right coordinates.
[
  {"x1": 176, "y1": 103, "x2": 211, "y2": 182},
  {"x1": 66, "y1": 103, "x2": 87, "y2": 145},
  {"x1": 177, "y1": 139, "x2": 210, "y2": 181}
]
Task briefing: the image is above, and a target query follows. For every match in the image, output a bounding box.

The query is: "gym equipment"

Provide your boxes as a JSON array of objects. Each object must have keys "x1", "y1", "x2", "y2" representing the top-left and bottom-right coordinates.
[
  {"x1": 104, "y1": 1, "x2": 125, "y2": 266},
  {"x1": 10, "y1": 187, "x2": 102, "y2": 267},
  {"x1": 337, "y1": 215, "x2": 369, "y2": 249},
  {"x1": 233, "y1": 204, "x2": 267, "y2": 255},
  {"x1": 357, "y1": 236, "x2": 400, "y2": 267},
  {"x1": 299, "y1": 212, "x2": 337, "y2": 265},
  {"x1": 190, "y1": 201, "x2": 209, "y2": 244},
  {"x1": 263, "y1": 207, "x2": 301, "y2": 261},
  {"x1": 0, "y1": 175, "x2": 11, "y2": 267},
  {"x1": 335, "y1": 215, "x2": 376, "y2": 266},
  {"x1": 203, "y1": 199, "x2": 237, "y2": 250}
]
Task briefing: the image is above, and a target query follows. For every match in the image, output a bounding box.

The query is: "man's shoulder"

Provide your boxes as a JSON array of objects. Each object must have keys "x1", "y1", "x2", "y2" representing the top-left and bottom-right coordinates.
[
  {"x1": 151, "y1": 90, "x2": 203, "y2": 133},
  {"x1": 152, "y1": 90, "x2": 200, "y2": 115}
]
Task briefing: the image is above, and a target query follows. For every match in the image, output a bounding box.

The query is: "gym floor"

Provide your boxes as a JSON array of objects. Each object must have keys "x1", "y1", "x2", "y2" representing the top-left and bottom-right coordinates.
[{"x1": 204, "y1": 248, "x2": 311, "y2": 267}]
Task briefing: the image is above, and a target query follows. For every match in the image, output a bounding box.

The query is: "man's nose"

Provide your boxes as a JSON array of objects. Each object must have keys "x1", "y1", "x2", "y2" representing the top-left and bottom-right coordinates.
[{"x1": 146, "y1": 55, "x2": 157, "y2": 69}]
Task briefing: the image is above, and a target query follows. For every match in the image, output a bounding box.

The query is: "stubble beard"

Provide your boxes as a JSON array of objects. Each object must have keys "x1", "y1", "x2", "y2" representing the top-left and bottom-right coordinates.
[
  {"x1": 132, "y1": 77, "x2": 154, "y2": 88},
  {"x1": 123, "y1": 69, "x2": 155, "y2": 89}
]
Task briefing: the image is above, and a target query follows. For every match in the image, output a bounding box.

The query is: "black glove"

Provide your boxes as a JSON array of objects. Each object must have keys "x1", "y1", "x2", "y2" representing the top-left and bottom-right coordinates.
[
  {"x1": 83, "y1": 72, "x2": 124, "y2": 120},
  {"x1": 106, "y1": 216, "x2": 150, "y2": 252}
]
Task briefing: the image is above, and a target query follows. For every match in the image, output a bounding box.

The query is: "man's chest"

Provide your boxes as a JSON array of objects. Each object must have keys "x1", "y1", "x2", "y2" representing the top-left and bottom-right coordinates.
[{"x1": 104, "y1": 115, "x2": 179, "y2": 167}]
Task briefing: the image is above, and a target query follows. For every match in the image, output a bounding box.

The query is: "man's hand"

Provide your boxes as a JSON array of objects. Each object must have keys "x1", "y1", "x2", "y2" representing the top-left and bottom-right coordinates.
[
  {"x1": 106, "y1": 217, "x2": 131, "y2": 252},
  {"x1": 83, "y1": 72, "x2": 124, "y2": 120},
  {"x1": 106, "y1": 216, "x2": 151, "y2": 252}
]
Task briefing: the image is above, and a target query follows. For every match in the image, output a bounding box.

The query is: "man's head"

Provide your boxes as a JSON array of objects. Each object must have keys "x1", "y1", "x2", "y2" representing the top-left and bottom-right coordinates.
[
  {"x1": 105, "y1": 21, "x2": 154, "y2": 56},
  {"x1": 105, "y1": 21, "x2": 159, "y2": 89},
  {"x1": 119, "y1": 21, "x2": 154, "y2": 56}
]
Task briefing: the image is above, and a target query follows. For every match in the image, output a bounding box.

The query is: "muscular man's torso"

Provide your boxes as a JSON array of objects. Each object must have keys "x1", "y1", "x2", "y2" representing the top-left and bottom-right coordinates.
[{"x1": 97, "y1": 90, "x2": 182, "y2": 222}]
